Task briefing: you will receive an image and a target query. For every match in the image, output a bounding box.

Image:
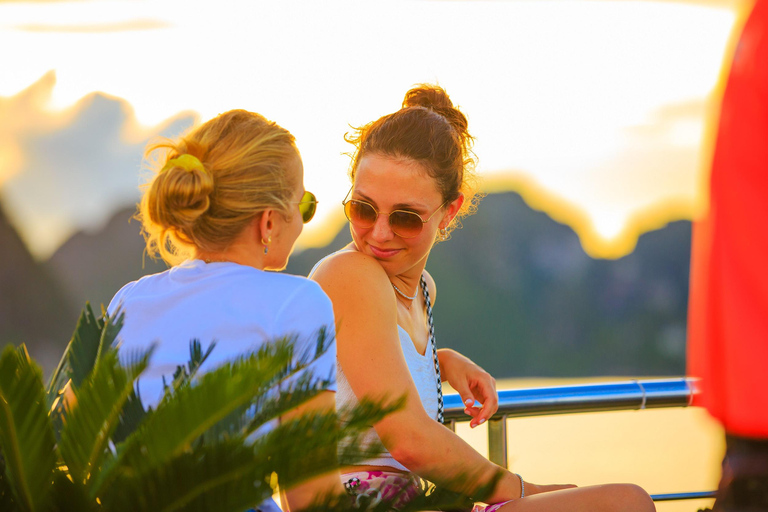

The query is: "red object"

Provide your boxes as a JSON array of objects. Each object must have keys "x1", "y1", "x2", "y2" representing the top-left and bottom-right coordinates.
[{"x1": 688, "y1": 0, "x2": 768, "y2": 438}]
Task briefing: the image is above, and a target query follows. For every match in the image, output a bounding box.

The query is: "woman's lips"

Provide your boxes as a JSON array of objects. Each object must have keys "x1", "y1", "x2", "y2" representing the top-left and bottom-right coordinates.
[{"x1": 369, "y1": 245, "x2": 401, "y2": 259}]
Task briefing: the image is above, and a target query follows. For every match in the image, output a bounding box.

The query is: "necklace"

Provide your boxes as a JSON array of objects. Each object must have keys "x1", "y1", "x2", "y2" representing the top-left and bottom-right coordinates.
[
  {"x1": 202, "y1": 257, "x2": 234, "y2": 264},
  {"x1": 391, "y1": 282, "x2": 417, "y2": 301}
]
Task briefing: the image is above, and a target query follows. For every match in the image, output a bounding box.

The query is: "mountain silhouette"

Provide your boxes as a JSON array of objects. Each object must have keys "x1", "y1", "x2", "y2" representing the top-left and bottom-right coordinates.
[
  {"x1": 44, "y1": 207, "x2": 168, "y2": 315},
  {"x1": 29, "y1": 191, "x2": 691, "y2": 378},
  {"x1": 288, "y1": 191, "x2": 691, "y2": 377},
  {"x1": 0, "y1": 201, "x2": 76, "y2": 372}
]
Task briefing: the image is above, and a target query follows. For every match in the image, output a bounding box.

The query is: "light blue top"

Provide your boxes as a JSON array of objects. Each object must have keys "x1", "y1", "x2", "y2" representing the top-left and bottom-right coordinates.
[{"x1": 108, "y1": 259, "x2": 337, "y2": 409}]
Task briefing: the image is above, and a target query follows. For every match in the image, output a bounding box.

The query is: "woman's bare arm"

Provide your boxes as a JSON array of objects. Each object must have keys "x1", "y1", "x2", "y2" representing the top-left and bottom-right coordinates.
[{"x1": 311, "y1": 251, "x2": 522, "y2": 503}]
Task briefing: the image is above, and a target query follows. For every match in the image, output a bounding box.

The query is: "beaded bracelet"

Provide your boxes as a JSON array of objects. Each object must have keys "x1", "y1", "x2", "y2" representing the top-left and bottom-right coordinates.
[{"x1": 515, "y1": 473, "x2": 525, "y2": 498}]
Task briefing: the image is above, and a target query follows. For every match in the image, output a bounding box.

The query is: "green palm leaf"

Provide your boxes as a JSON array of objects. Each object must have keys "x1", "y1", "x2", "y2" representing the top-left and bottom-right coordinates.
[
  {"x1": 215, "y1": 328, "x2": 336, "y2": 438},
  {"x1": 49, "y1": 469, "x2": 97, "y2": 512},
  {"x1": 102, "y1": 439, "x2": 274, "y2": 512},
  {"x1": 241, "y1": 367, "x2": 332, "y2": 437},
  {"x1": 103, "y1": 399, "x2": 404, "y2": 512},
  {"x1": 0, "y1": 345, "x2": 56, "y2": 512},
  {"x1": 110, "y1": 389, "x2": 149, "y2": 445},
  {"x1": 116, "y1": 340, "x2": 297, "y2": 473},
  {"x1": 0, "y1": 450, "x2": 19, "y2": 512},
  {"x1": 163, "y1": 339, "x2": 217, "y2": 392},
  {"x1": 46, "y1": 305, "x2": 124, "y2": 437},
  {"x1": 251, "y1": 396, "x2": 404, "y2": 491},
  {"x1": 58, "y1": 345, "x2": 153, "y2": 490}
]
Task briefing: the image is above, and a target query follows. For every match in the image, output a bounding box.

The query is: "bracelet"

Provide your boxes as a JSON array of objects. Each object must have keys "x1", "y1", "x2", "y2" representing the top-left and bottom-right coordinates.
[{"x1": 514, "y1": 473, "x2": 525, "y2": 498}]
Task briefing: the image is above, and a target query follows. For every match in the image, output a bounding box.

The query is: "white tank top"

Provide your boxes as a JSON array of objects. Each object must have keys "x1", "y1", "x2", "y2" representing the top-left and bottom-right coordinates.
[{"x1": 310, "y1": 252, "x2": 439, "y2": 471}]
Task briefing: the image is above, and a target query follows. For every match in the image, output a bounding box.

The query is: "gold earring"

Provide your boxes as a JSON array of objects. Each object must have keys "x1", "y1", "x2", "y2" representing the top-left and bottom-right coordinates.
[{"x1": 262, "y1": 236, "x2": 271, "y2": 255}]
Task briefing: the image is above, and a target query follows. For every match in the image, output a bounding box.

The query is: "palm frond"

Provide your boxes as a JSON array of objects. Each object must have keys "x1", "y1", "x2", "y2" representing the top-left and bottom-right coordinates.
[
  {"x1": 195, "y1": 341, "x2": 337, "y2": 442},
  {"x1": 46, "y1": 305, "x2": 124, "y2": 431},
  {"x1": 49, "y1": 469, "x2": 97, "y2": 512},
  {"x1": 250, "y1": 396, "x2": 405, "y2": 491},
  {"x1": 104, "y1": 397, "x2": 402, "y2": 512},
  {"x1": 58, "y1": 345, "x2": 152, "y2": 490},
  {"x1": 242, "y1": 368, "x2": 332, "y2": 436},
  {"x1": 163, "y1": 339, "x2": 216, "y2": 393},
  {"x1": 0, "y1": 344, "x2": 57, "y2": 512},
  {"x1": 0, "y1": 451, "x2": 20, "y2": 512},
  {"x1": 102, "y1": 439, "x2": 274, "y2": 512},
  {"x1": 110, "y1": 389, "x2": 149, "y2": 445},
  {"x1": 46, "y1": 304, "x2": 97, "y2": 406},
  {"x1": 115, "y1": 341, "x2": 296, "y2": 472}
]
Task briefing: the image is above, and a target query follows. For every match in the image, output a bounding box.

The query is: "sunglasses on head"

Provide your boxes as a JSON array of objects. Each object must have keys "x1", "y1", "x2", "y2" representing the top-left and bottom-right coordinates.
[
  {"x1": 342, "y1": 188, "x2": 449, "y2": 239},
  {"x1": 296, "y1": 191, "x2": 318, "y2": 223}
]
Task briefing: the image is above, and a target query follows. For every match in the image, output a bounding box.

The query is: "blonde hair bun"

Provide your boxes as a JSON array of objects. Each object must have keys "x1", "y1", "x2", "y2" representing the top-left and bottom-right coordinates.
[{"x1": 148, "y1": 154, "x2": 214, "y2": 233}]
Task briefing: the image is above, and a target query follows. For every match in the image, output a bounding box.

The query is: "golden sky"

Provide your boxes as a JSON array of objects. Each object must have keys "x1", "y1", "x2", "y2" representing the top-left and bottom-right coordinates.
[{"x1": 0, "y1": 0, "x2": 749, "y2": 259}]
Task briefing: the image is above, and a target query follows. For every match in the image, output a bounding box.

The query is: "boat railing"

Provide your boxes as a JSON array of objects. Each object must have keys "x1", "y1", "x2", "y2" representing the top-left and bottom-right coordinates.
[{"x1": 442, "y1": 377, "x2": 716, "y2": 503}]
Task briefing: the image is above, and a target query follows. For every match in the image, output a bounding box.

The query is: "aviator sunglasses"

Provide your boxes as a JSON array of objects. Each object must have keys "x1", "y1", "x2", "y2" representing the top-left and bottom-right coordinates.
[
  {"x1": 297, "y1": 191, "x2": 318, "y2": 223},
  {"x1": 342, "y1": 187, "x2": 449, "y2": 238}
]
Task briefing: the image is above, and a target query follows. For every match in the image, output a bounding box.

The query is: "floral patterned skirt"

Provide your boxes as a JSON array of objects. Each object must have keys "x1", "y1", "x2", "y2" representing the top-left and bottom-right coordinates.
[{"x1": 341, "y1": 470, "x2": 513, "y2": 512}]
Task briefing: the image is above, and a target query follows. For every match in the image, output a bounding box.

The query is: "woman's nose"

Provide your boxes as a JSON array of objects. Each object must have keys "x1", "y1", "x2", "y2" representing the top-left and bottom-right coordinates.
[{"x1": 371, "y1": 213, "x2": 394, "y2": 241}]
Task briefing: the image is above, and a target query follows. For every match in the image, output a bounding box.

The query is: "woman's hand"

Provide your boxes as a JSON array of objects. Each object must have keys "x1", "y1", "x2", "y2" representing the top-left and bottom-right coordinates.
[{"x1": 437, "y1": 349, "x2": 498, "y2": 428}]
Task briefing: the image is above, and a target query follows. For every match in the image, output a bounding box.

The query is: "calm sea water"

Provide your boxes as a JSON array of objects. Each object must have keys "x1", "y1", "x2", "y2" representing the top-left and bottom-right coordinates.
[{"x1": 451, "y1": 378, "x2": 724, "y2": 512}]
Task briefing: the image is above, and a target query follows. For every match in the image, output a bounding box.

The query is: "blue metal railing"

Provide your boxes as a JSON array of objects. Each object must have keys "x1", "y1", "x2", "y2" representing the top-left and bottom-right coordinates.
[{"x1": 443, "y1": 377, "x2": 716, "y2": 503}]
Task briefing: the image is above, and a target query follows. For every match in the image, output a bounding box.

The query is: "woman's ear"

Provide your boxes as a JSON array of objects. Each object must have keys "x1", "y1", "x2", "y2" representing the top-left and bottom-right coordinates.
[
  {"x1": 440, "y1": 193, "x2": 464, "y2": 229},
  {"x1": 257, "y1": 209, "x2": 274, "y2": 244}
]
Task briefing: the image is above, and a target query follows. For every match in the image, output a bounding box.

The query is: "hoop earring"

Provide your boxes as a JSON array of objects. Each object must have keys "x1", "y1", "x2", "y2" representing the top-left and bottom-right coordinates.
[{"x1": 262, "y1": 236, "x2": 271, "y2": 255}]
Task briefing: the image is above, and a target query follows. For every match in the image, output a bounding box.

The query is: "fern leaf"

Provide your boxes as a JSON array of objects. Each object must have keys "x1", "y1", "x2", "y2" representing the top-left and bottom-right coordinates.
[{"x1": 0, "y1": 344, "x2": 56, "y2": 512}]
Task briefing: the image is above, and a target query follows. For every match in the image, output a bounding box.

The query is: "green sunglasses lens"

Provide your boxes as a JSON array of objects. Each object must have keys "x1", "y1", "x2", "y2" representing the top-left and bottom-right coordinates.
[{"x1": 299, "y1": 191, "x2": 317, "y2": 223}]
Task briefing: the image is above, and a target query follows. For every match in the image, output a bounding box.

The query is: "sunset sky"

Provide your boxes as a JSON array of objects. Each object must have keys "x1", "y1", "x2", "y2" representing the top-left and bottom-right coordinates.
[{"x1": 0, "y1": 0, "x2": 747, "y2": 260}]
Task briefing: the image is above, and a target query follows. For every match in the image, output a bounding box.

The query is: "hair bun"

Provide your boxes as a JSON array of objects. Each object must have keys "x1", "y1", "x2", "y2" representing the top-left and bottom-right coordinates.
[
  {"x1": 403, "y1": 84, "x2": 469, "y2": 140},
  {"x1": 402, "y1": 84, "x2": 455, "y2": 110},
  {"x1": 148, "y1": 154, "x2": 214, "y2": 231}
]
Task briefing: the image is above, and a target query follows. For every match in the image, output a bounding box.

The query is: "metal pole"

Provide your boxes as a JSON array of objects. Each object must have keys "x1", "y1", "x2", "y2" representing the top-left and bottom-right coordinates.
[
  {"x1": 487, "y1": 414, "x2": 508, "y2": 468},
  {"x1": 651, "y1": 491, "x2": 717, "y2": 502},
  {"x1": 439, "y1": 378, "x2": 714, "y2": 503},
  {"x1": 442, "y1": 378, "x2": 697, "y2": 421}
]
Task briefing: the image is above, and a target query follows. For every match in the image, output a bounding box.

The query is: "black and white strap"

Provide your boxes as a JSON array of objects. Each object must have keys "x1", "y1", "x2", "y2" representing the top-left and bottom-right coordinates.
[{"x1": 420, "y1": 275, "x2": 445, "y2": 424}]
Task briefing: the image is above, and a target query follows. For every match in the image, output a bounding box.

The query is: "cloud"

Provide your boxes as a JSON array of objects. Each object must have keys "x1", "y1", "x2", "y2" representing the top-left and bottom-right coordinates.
[
  {"x1": 15, "y1": 19, "x2": 170, "y2": 32},
  {"x1": 481, "y1": 96, "x2": 711, "y2": 259},
  {"x1": 0, "y1": 72, "x2": 196, "y2": 259}
]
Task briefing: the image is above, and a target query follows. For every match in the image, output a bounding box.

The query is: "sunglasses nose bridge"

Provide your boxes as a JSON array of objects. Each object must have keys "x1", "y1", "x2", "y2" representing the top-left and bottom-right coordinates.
[{"x1": 370, "y1": 209, "x2": 396, "y2": 240}]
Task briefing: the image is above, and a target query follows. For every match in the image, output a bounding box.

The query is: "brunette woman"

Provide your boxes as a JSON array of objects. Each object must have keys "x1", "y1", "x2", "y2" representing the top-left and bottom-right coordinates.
[{"x1": 311, "y1": 85, "x2": 656, "y2": 512}]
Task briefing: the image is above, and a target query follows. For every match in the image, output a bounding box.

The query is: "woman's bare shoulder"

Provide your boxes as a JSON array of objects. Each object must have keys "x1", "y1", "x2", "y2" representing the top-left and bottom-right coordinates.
[{"x1": 311, "y1": 248, "x2": 388, "y2": 286}]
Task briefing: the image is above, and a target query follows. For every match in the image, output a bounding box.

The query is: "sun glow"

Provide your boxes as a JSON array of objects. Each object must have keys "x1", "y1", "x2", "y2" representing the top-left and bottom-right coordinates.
[{"x1": 0, "y1": 0, "x2": 746, "y2": 259}]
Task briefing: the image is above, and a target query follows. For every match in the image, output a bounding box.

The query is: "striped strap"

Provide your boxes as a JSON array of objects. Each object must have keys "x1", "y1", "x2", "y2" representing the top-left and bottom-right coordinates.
[{"x1": 420, "y1": 275, "x2": 445, "y2": 423}]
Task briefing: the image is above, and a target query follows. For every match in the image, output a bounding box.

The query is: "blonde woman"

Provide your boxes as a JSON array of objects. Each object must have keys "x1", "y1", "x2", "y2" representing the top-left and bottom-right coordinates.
[
  {"x1": 107, "y1": 110, "x2": 338, "y2": 512},
  {"x1": 310, "y1": 85, "x2": 656, "y2": 512}
]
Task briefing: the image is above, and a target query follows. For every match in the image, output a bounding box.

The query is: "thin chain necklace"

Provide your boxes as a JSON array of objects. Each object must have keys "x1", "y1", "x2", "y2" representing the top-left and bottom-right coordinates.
[{"x1": 391, "y1": 282, "x2": 417, "y2": 301}]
